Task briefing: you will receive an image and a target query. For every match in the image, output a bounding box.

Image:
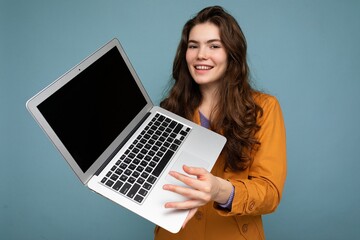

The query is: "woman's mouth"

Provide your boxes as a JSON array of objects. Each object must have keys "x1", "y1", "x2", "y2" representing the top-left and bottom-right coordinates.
[{"x1": 195, "y1": 65, "x2": 213, "y2": 70}]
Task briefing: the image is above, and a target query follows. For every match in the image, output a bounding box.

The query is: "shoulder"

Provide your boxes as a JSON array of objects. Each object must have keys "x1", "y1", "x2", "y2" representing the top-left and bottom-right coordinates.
[
  {"x1": 253, "y1": 92, "x2": 284, "y2": 126},
  {"x1": 253, "y1": 92, "x2": 280, "y2": 111}
]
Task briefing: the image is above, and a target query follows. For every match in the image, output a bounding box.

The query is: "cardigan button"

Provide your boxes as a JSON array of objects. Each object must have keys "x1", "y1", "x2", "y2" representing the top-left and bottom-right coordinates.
[
  {"x1": 195, "y1": 211, "x2": 203, "y2": 220},
  {"x1": 249, "y1": 201, "x2": 255, "y2": 211},
  {"x1": 242, "y1": 224, "x2": 248, "y2": 233}
]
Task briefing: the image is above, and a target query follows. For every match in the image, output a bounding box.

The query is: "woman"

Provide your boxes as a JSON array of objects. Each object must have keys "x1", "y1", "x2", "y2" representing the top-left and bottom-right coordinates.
[{"x1": 155, "y1": 6, "x2": 286, "y2": 240}]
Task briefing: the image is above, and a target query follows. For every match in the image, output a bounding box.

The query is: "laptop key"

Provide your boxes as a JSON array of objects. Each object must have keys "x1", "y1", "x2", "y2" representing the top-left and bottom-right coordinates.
[
  {"x1": 173, "y1": 124, "x2": 183, "y2": 134},
  {"x1": 152, "y1": 150, "x2": 174, "y2": 177},
  {"x1": 158, "y1": 115, "x2": 165, "y2": 122},
  {"x1": 128, "y1": 177, "x2": 136, "y2": 184},
  {"x1": 110, "y1": 174, "x2": 119, "y2": 181},
  {"x1": 143, "y1": 182, "x2": 152, "y2": 190},
  {"x1": 115, "y1": 168, "x2": 123, "y2": 175},
  {"x1": 137, "y1": 177, "x2": 145, "y2": 184},
  {"x1": 180, "y1": 130, "x2": 188, "y2": 136},
  {"x1": 105, "y1": 179, "x2": 114, "y2": 187},
  {"x1": 132, "y1": 171, "x2": 140, "y2": 178},
  {"x1": 134, "y1": 195, "x2": 144, "y2": 203},
  {"x1": 145, "y1": 167, "x2": 153, "y2": 173},
  {"x1": 127, "y1": 183, "x2": 141, "y2": 198},
  {"x1": 141, "y1": 172, "x2": 149, "y2": 179},
  {"x1": 112, "y1": 181, "x2": 123, "y2": 191},
  {"x1": 136, "y1": 166, "x2": 144, "y2": 172},
  {"x1": 120, "y1": 183, "x2": 131, "y2": 195},
  {"x1": 139, "y1": 188, "x2": 148, "y2": 197},
  {"x1": 147, "y1": 175, "x2": 157, "y2": 184},
  {"x1": 170, "y1": 144, "x2": 178, "y2": 151},
  {"x1": 169, "y1": 121, "x2": 176, "y2": 129}
]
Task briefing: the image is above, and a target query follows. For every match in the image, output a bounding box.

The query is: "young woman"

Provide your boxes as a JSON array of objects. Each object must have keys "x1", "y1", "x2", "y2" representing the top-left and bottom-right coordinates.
[{"x1": 154, "y1": 6, "x2": 286, "y2": 240}]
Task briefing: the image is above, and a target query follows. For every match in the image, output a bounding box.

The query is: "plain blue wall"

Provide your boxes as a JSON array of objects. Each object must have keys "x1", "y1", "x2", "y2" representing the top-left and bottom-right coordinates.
[{"x1": 1, "y1": 0, "x2": 359, "y2": 239}]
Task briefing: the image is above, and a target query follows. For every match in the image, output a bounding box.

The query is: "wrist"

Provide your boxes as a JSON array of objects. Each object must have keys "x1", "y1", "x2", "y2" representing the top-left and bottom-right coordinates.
[
  {"x1": 214, "y1": 177, "x2": 234, "y2": 204},
  {"x1": 218, "y1": 186, "x2": 235, "y2": 209}
]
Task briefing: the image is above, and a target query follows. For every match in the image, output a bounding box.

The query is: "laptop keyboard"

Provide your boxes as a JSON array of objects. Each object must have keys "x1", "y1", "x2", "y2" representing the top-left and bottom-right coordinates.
[{"x1": 100, "y1": 113, "x2": 191, "y2": 204}]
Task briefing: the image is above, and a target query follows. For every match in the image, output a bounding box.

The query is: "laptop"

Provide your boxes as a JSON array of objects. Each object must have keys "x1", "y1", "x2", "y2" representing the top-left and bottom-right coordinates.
[{"x1": 26, "y1": 38, "x2": 226, "y2": 233}]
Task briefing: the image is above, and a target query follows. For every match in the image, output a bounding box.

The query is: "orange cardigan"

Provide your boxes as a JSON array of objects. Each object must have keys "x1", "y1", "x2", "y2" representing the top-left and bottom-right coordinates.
[{"x1": 154, "y1": 93, "x2": 287, "y2": 240}]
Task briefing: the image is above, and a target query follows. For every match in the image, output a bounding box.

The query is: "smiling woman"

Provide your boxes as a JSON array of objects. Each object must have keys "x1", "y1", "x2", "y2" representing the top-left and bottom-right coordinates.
[{"x1": 156, "y1": 6, "x2": 287, "y2": 240}]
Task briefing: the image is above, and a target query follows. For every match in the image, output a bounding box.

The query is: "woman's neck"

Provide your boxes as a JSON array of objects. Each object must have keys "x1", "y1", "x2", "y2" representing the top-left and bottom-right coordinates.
[{"x1": 199, "y1": 85, "x2": 219, "y2": 119}]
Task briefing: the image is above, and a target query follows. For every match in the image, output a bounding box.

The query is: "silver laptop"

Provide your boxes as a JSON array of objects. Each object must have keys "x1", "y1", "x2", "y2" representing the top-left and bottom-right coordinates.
[{"x1": 26, "y1": 38, "x2": 226, "y2": 233}]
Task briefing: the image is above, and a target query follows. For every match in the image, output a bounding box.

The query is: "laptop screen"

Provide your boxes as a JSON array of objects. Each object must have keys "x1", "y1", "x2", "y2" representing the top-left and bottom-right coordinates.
[{"x1": 37, "y1": 46, "x2": 147, "y2": 173}]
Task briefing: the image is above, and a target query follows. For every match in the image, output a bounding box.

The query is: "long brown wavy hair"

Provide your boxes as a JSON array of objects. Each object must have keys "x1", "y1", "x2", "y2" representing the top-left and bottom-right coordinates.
[{"x1": 160, "y1": 6, "x2": 263, "y2": 171}]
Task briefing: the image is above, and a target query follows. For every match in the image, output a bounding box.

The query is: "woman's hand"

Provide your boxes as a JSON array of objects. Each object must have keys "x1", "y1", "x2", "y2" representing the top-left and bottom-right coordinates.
[{"x1": 163, "y1": 165, "x2": 233, "y2": 227}]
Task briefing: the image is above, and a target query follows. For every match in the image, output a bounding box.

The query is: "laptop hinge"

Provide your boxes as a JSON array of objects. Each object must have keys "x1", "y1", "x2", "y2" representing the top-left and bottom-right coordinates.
[{"x1": 95, "y1": 112, "x2": 151, "y2": 176}]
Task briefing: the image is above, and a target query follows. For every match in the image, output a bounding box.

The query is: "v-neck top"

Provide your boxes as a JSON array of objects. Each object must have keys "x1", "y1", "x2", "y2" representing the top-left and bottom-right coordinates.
[{"x1": 199, "y1": 111, "x2": 210, "y2": 128}]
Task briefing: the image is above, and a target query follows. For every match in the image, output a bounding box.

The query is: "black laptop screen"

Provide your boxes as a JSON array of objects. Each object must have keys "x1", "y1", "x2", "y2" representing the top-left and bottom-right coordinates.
[{"x1": 38, "y1": 47, "x2": 147, "y2": 173}]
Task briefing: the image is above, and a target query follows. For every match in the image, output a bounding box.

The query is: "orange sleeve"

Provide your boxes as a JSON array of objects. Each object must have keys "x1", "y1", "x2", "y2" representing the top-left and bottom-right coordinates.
[{"x1": 216, "y1": 95, "x2": 287, "y2": 216}]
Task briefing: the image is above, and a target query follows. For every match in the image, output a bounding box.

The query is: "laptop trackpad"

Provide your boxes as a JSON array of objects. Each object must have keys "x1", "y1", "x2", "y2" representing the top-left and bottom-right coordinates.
[{"x1": 165, "y1": 151, "x2": 209, "y2": 186}]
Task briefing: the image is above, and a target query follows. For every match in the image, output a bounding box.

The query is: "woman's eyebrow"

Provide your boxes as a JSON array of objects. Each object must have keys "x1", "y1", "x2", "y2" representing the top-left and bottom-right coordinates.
[{"x1": 188, "y1": 39, "x2": 222, "y2": 44}]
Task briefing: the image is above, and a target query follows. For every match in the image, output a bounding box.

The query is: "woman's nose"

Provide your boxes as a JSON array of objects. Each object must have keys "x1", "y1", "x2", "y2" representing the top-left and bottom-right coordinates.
[{"x1": 197, "y1": 46, "x2": 208, "y2": 60}]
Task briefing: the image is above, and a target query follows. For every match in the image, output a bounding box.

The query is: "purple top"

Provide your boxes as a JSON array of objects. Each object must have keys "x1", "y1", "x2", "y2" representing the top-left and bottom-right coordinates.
[
  {"x1": 199, "y1": 111, "x2": 210, "y2": 129},
  {"x1": 199, "y1": 111, "x2": 234, "y2": 210}
]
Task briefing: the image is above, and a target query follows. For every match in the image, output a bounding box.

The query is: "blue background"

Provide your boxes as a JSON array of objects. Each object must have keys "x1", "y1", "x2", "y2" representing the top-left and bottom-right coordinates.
[{"x1": 1, "y1": 0, "x2": 360, "y2": 239}]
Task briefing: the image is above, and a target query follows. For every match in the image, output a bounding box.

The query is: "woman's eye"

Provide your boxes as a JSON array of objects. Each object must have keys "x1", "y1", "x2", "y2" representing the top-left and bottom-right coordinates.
[
  {"x1": 210, "y1": 44, "x2": 221, "y2": 49},
  {"x1": 188, "y1": 44, "x2": 198, "y2": 49}
]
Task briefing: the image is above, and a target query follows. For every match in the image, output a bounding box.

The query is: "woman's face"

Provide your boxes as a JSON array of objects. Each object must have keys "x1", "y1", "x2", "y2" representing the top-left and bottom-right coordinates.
[{"x1": 186, "y1": 22, "x2": 228, "y2": 91}]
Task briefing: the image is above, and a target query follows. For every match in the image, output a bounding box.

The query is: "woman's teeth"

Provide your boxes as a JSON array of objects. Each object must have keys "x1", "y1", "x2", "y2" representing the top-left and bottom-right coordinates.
[{"x1": 195, "y1": 65, "x2": 212, "y2": 70}]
